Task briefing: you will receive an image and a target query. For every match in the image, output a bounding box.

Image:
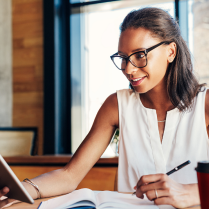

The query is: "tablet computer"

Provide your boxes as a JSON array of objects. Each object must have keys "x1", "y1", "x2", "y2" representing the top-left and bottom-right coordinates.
[{"x1": 0, "y1": 155, "x2": 34, "y2": 204}]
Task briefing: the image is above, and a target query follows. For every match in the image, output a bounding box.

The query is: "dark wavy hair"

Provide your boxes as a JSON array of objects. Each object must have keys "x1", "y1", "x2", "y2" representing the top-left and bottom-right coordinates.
[{"x1": 120, "y1": 7, "x2": 205, "y2": 111}]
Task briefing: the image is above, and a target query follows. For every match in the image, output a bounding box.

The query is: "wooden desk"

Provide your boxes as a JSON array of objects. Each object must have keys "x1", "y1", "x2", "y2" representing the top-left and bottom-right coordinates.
[{"x1": 4, "y1": 155, "x2": 118, "y2": 191}]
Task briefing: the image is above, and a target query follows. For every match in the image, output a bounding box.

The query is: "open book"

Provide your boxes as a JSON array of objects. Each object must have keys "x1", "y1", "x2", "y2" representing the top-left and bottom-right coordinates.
[{"x1": 38, "y1": 188, "x2": 160, "y2": 209}]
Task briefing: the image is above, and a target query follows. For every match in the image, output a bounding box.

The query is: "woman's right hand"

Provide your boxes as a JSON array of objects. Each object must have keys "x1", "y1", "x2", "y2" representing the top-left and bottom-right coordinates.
[{"x1": 0, "y1": 187, "x2": 18, "y2": 208}]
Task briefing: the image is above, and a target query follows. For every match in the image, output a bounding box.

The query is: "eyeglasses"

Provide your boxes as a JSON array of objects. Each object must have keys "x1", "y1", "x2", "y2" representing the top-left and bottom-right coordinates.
[{"x1": 110, "y1": 41, "x2": 168, "y2": 70}]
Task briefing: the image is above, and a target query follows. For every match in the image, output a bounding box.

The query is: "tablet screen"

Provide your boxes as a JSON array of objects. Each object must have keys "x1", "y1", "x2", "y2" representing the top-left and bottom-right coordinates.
[{"x1": 0, "y1": 155, "x2": 34, "y2": 204}]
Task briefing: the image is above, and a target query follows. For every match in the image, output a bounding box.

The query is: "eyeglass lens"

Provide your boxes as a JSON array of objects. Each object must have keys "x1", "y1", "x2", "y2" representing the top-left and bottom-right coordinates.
[{"x1": 113, "y1": 51, "x2": 146, "y2": 70}]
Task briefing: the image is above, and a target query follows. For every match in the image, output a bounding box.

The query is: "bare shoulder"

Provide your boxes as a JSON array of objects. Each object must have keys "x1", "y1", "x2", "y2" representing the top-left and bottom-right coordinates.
[
  {"x1": 205, "y1": 89, "x2": 209, "y2": 126},
  {"x1": 97, "y1": 93, "x2": 119, "y2": 127},
  {"x1": 104, "y1": 93, "x2": 118, "y2": 109}
]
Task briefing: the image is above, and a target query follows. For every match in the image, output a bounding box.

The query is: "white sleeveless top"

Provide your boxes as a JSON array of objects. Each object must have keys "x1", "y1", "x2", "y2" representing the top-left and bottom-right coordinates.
[{"x1": 117, "y1": 88, "x2": 209, "y2": 192}]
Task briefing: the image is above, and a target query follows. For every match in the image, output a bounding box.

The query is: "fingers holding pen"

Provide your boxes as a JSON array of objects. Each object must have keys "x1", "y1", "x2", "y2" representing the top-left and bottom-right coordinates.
[
  {"x1": 133, "y1": 162, "x2": 192, "y2": 207},
  {"x1": 136, "y1": 173, "x2": 167, "y2": 188},
  {"x1": 140, "y1": 182, "x2": 171, "y2": 201},
  {"x1": 134, "y1": 174, "x2": 168, "y2": 199},
  {"x1": 134, "y1": 173, "x2": 193, "y2": 208},
  {"x1": 134, "y1": 161, "x2": 191, "y2": 194}
]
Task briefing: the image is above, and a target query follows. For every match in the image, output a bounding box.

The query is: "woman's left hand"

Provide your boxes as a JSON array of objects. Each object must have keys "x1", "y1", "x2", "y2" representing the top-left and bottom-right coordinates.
[{"x1": 134, "y1": 174, "x2": 200, "y2": 208}]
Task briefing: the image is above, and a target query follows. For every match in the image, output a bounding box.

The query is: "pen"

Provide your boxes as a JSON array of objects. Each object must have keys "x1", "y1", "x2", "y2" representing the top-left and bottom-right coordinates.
[{"x1": 132, "y1": 160, "x2": 191, "y2": 195}]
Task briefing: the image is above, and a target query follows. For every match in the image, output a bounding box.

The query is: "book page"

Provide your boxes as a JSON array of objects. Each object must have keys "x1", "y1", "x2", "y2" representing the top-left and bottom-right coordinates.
[
  {"x1": 38, "y1": 188, "x2": 97, "y2": 209},
  {"x1": 95, "y1": 191, "x2": 158, "y2": 209}
]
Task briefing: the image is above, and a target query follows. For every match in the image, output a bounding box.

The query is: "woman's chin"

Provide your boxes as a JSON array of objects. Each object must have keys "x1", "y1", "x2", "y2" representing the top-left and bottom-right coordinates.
[{"x1": 132, "y1": 86, "x2": 149, "y2": 94}]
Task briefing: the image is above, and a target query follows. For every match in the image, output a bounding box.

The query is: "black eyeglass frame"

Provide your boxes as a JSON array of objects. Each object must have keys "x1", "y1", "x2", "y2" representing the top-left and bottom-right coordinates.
[{"x1": 110, "y1": 41, "x2": 169, "y2": 70}]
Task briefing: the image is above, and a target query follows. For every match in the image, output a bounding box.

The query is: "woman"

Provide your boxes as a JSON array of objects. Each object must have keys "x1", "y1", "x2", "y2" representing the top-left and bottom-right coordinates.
[{"x1": 0, "y1": 7, "x2": 207, "y2": 208}]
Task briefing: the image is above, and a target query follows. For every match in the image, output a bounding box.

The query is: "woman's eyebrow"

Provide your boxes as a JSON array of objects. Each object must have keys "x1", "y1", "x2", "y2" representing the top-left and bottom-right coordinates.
[
  {"x1": 118, "y1": 50, "x2": 125, "y2": 54},
  {"x1": 117, "y1": 51, "x2": 127, "y2": 56},
  {"x1": 118, "y1": 47, "x2": 146, "y2": 55},
  {"x1": 131, "y1": 47, "x2": 146, "y2": 53}
]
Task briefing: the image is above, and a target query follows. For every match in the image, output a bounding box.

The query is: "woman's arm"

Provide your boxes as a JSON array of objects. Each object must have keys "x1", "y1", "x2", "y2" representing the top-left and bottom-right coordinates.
[{"x1": 0, "y1": 93, "x2": 119, "y2": 207}]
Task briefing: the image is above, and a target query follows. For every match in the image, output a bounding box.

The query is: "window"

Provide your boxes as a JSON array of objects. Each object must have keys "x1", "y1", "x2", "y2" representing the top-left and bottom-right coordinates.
[{"x1": 70, "y1": 0, "x2": 175, "y2": 154}]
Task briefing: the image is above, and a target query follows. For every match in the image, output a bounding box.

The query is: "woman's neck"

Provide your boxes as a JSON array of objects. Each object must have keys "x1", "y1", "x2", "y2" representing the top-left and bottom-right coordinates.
[{"x1": 140, "y1": 85, "x2": 175, "y2": 112}]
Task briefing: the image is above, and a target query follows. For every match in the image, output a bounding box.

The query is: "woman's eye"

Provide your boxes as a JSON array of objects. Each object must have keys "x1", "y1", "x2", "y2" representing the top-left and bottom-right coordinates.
[{"x1": 135, "y1": 53, "x2": 144, "y2": 59}]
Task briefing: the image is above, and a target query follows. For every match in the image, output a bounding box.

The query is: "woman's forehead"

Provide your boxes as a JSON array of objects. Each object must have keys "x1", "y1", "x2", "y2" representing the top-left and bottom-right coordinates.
[{"x1": 118, "y1": 28, "x2": 160, "y2": 53}]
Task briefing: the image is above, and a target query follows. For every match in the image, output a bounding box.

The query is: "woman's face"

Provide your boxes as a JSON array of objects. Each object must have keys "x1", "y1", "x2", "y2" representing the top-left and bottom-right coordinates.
[{"x1": 118, "y1": 27, "x2": 173, "y2": 93}]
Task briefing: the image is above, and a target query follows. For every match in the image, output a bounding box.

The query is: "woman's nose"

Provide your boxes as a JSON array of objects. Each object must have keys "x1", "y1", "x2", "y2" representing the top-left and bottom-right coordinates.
[{"x1": 124, "y1": 60, "x2": 137, "y2": 75}]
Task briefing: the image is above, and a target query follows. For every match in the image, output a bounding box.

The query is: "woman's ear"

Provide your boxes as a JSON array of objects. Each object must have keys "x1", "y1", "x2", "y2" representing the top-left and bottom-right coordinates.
[{"x1": 167, "y1": 42, "x2": 176, "y2": 63}]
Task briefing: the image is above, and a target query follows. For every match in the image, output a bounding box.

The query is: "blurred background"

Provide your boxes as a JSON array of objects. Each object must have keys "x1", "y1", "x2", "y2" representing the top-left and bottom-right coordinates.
[{"x1": 0, "y1": 0, "x2": 209, "y2": 156}]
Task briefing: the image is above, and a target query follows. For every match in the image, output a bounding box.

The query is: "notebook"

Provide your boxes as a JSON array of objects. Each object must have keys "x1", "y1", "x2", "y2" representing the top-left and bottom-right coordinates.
[{"x1": 38, "y1": 188, "x2": 159, "y2": 209}]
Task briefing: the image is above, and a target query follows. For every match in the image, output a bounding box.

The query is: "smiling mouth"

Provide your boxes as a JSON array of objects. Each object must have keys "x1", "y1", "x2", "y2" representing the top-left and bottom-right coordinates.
[
  {"x1": 130, "y1": 76, "x2": 146, "y2": 86},
  {"x1": 132, "y1": 77, "x2": 143, "y2": 81}
]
